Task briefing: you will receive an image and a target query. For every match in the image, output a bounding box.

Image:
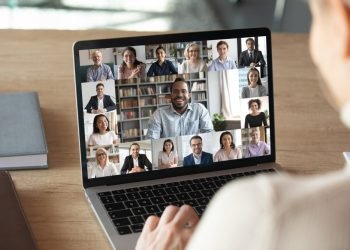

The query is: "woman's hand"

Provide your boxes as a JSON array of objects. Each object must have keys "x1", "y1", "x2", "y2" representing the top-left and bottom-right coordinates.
[{"x1": 135, "y1": 205, "x2": 199, "y2": 250}]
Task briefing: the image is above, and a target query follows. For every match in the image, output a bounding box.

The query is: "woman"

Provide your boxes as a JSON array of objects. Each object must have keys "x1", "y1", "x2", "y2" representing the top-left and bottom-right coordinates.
[
  {"x1": 244, "y1": 98, "x2": 267, "y2": 128},
  {"x1": 118, "y1": 47, "x2": 145, "y2": 79},
  {"x1": 87, "y1": 114, "x2": 118, "y2": 146},
  {"x1": 214, "y1": 131, "x2": 242, "y2": 162},
  {"x1": 180, "y1": 43, "x2": 207, "y2": 73},
  {"x1": 244, "y1": 128, "x2": 270, "y2": 158},
  {"x1": 147, "y1": 46, "x2": 178, "y2": 77},
  {"x1": 137, "y1": 1, "x2": 350, "y2": 249},
  {"x1": 241, "y1": 68, "x2": 267, "y2": 98},
  {"x1": 158, "y1": 139, "x2": 178, "y2": 169},
  {"x1": 88, "y1": 147, "x2": 118, "y2": 178}
]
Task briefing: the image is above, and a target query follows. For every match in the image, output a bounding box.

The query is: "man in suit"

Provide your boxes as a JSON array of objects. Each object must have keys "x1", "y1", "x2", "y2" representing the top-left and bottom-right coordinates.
[
  {"x1": 183, "y1": 135, "x2": 213, "y2": 167},
  {"x1": 121, "y1": 143, "x2": 152, "y2": 174},
  {"x1": 238, "y1": 38, "x2": 266, "y2": 76},
  {"x1": 85, "y1": 82, "x2": 116, "y2": 114}
]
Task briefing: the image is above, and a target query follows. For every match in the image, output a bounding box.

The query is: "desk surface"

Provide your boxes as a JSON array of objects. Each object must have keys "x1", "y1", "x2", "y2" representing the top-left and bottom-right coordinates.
[{"x1": 0, "y1": 30, "x2": 349, "y2": 250}]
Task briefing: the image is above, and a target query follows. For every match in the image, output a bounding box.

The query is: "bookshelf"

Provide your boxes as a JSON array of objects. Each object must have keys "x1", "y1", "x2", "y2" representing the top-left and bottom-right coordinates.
[{"x1": 116, "y1": 74, "x2": 209, "y2": 142}]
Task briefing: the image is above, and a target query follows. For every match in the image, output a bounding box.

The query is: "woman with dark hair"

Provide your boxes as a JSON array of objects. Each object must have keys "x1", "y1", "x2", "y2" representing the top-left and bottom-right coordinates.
[
  {"x1": 147, "y1": 46, "x2": 178, "y2": 77},
  {"x1": 117, "y1": 46, "x2": 145, "y2": 79},
  {"x1": 244, "y1": 98, "x2": 267, "y2": 128},
  {"x1": 241, "y1": 68, "x2": 267, "y2": 98},
  {"x1": 214, "y1": 131, "x2": 242, "y2": 162},
  {"x1": 158, "y1": 139, "x2": 178, "y2": 169},
  {"x1": 87, "y1": 114, "x2": 118, "y2": 146}
]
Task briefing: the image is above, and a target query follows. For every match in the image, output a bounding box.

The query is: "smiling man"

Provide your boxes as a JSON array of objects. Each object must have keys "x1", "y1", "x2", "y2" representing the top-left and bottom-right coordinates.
[
  {"x1": 146, "y1": 77, "x2": 213, "y2": 139},
  {"x1": 86, "y1": 50, "x2": 114, "y2": 82}
]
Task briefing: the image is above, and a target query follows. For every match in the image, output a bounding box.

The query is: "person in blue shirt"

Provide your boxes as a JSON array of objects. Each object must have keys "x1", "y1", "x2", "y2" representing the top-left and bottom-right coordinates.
[
  {"x1": 208, "y1": 40, "x2": 237, "y2": 71},
  {"x1": 86, "y1": 50, "x2": 114, "y2": 82},
  {"x1": 183, "y1": 135, "x2": 213, "y2": 167},
  {"x1": 146, "y1": 77, "x2": 213, "y2": 139},
  {"x1": 147, "y1": 46, "x2": 178, "y2": 77}
]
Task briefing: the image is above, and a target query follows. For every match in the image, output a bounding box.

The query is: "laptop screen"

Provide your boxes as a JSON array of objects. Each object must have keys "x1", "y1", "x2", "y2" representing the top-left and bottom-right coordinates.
[{"x1": 73, "y1": 28, "x2": 275, "y2": 187}]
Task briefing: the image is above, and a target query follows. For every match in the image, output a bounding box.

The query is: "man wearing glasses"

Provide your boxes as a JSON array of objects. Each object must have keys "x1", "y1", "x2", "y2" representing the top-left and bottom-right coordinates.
[{"x1": 183, "y1": 135, "x2": 213, "y2": 167}]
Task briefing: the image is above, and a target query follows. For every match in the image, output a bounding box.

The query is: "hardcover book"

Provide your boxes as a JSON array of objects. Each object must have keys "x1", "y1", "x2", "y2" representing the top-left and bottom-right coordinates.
[{"x1": 0, "y1": 92, "x2": 48, "y2": 170}]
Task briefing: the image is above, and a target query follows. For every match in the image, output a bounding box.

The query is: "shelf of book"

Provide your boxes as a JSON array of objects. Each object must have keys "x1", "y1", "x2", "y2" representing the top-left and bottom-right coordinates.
[{"x1": 116, "y1": 74, "x2": 208, "y2": 142}]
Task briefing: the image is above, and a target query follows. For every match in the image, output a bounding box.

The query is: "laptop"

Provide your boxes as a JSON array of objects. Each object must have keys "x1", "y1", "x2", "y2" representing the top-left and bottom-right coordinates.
[{"x1": 73, "y1": 27, "x2": 279, "y2": 250}]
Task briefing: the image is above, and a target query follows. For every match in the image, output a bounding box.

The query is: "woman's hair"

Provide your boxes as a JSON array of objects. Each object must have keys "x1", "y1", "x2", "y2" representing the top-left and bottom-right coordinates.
[
  {"x1": 93, "y1": 114, "x2": 110, "y2": 133},
  {"x1": 248, "y1": 98, "x2": 261, "y2": 109},
  {"x1": 247, "y1": 68, "x2": 262, "y2": 86},
  {"x1": 219, "y1": 131, "x2": 235, "y2": 149},
  {"x1": 162, "y1": 139, "x2": 175, "y2": 152},
  {"x1": 156, "y1": 46, "x2": 166, "y2": 54},
  {"x1": 216, "y1": 40, "x2": 229, "y2": 49},
  {"x1": 184, "y1": 43, "x2": 200, "y2": 60},
  {"x1": 95, "y1": 147, "x2": 109, "y2": 164},
  {"x1": 120, "y1": 47, "x2": 143, "y2": 73}
]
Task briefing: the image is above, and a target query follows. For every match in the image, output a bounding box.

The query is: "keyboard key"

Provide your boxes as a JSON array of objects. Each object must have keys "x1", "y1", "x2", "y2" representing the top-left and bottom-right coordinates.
[
  {"x1": 184, "y1": 199, "x2": 198, "y2": 207},
  {"x1": 138, "y1": 198, "x2": 152, "y2": 206},
  {"x1": 126, "y1": 192, "x2": 141, "y2": 200},
  {"x1": 176, "y1": 193, "x2": 190, "y2": 201},
  {"x1": 145, "y1": 205, "x2": 160, "y2": 214},
  {"x1": 197, "y1": 197, "x2": 210, "y2": 206},
  {"x1": 150, "y1": 196, "x2": 165, "y2": 204},
  {"x1": 177, "y1": 185, "x2": 192, "y2": 193},
  {"x1": 189, "y1": 191, "x2": 203, "y2": 199},
  {"x1": 153, "y1": 184, "x2": 165, "y2": 189},
  {"x1": 98, "y1": 191, "x2": 112, "y2": 197},
  {"x1": 140, "y1": 186, "x2": 152, "y2": 190},
  {"x1": 125, "y1": 201, "x2": 139, "y2": 208},
  {"x1": 201, "y1": 189, "x2": 215, "y2": 197},
  {"x1": 179, "y1": 180, "x2": 193, "y2": 185},
  {"x1": 132, "y1": 207, "x2": 147, "y2": 216},
  {"x1": 190, "y1": 183, "x2": 204, "y2": 190},
  {"x1": 100, "y1": 196, "x2": 114, "y2": 204},
  {"x1": 104, "y1": 202, "x2": 125, "y2": 212},
  {"x1": 131, "y1": 224, "x2": 144, "y2": 233},
  {"x1": 126, "y1": 187, "x2": 140, "y2": 193},
  {"x1": 163, "y1": 195, "x2": 177, "y2": 203},
  {"x1": 130, "y1": 216, "x2": 145, "y2": 225},
  {"x1": 165, "y1": 187, "x2": 180, "y2": 195},
  {"x1": 202, "y1": 182, "x2": 217, "y2": 189},
  {"x1": 112, "y1": 190, "x2": 125, "y2": 195},
  {"x1": 113, "y1": 194, "x2": 128, "y2": 202},
  {"x1": 152, "y1": 189, "x2": 166, "y2": 196},
  {"x1": 113, "y1": 218, "x2": 130, "y2": 227},
  {"x1": 109, "y1": 209, "x2": 132, "y2": 219},
  {"x1": 140, "y1": 190, "x2": 154, "y2": 198},
  {"x1": 116, "y1": 226, "x2": 132, "y2": 235}
]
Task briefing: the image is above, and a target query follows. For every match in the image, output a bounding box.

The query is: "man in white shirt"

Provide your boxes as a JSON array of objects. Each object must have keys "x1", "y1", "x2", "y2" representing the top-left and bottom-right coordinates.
[
  {"x1": 85, "y1": 82, "x2": 116, "y2": 114},
  {"x1": 136, "y1": 1, "x2": 350, "y2": 249}
]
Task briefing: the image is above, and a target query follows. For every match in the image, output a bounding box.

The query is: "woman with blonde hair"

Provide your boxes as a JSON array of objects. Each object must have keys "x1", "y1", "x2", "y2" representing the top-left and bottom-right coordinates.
[
  {"x1": 180, "y1": 42, "x2": 207, "y2": 73},
  {"x1": 88, "y1": 147, "x2": 118, "y2": 178}
]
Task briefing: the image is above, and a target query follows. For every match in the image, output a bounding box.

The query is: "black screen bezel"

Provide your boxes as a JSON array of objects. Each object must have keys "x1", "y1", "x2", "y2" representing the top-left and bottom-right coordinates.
[{"x1": 73, "y1": 28, "x2": 275, "y2": 189}]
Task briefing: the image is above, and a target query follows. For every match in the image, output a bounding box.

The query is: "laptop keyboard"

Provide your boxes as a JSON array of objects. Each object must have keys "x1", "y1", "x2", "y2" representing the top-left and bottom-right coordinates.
[{"x1": 97, "y1": 168, "x2": 276, "y2": 235}]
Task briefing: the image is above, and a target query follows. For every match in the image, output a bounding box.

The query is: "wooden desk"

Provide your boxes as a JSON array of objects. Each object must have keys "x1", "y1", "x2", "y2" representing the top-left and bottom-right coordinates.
[{"x1": 0, "y1": 30, "x2": 349, "y2": 249}]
